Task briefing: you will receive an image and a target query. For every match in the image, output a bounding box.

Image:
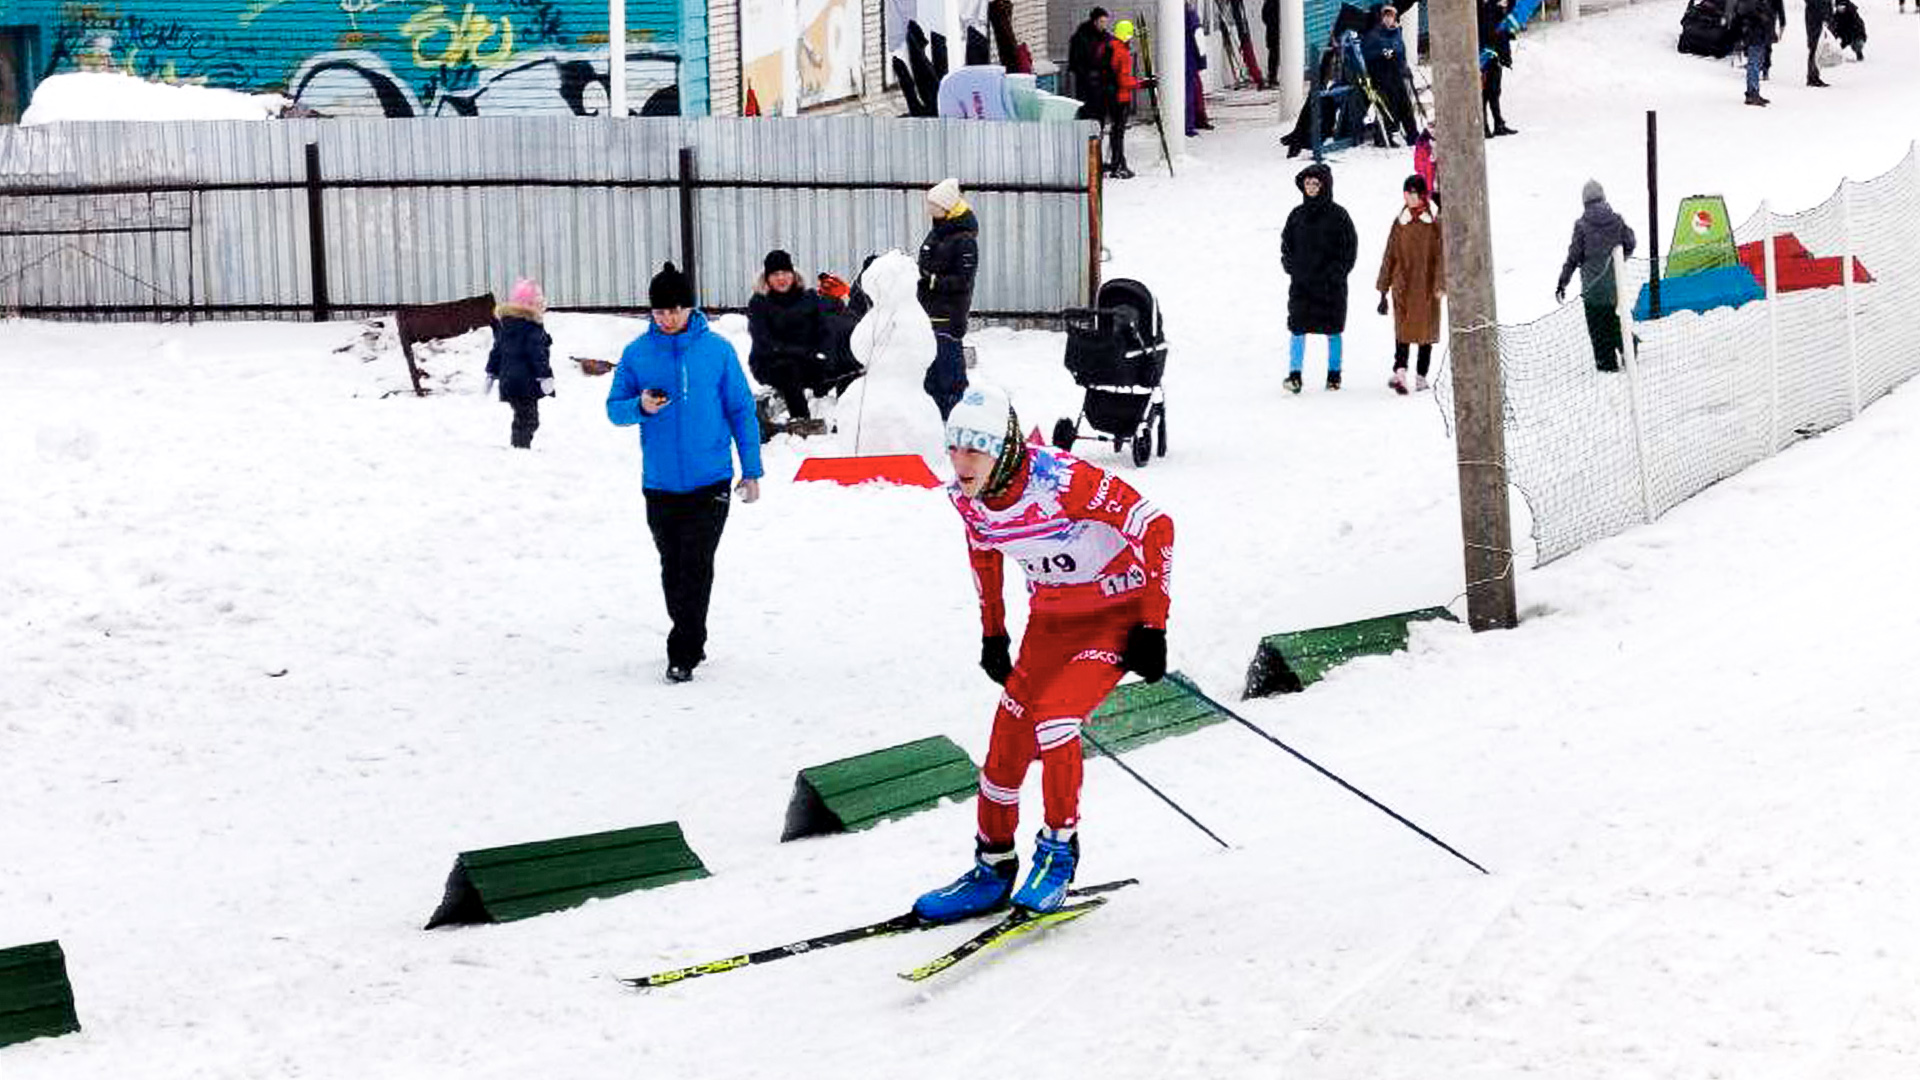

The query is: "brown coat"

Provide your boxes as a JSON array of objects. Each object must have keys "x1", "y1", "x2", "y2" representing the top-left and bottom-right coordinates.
[{"x1": 1375, "y1": 205, "x2": 1445, "y2": 344}]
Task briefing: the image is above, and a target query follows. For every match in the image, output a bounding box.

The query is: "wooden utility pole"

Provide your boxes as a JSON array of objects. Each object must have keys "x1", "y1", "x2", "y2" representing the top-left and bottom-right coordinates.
[{"x1": 1429, "y1": 0, "x2": 1517, "y2": 631}]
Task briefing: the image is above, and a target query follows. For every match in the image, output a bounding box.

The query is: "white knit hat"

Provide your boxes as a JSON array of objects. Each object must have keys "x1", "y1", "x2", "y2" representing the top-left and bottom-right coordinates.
[
  {"x1": 927, "y1": 177, "x2": 963, "y2": 214},
  {"x1": 945, "y1": 382, "x2": 1014, "y2": 457}
]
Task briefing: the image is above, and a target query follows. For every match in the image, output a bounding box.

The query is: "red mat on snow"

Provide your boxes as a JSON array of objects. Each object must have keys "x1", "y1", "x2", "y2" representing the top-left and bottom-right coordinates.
[
  {"x1": 1735, "y1": 233, "x2": 1874, "y2": 292},
  {"x1": 794, "y1": 454, "x2": 942, "y2": 488}
]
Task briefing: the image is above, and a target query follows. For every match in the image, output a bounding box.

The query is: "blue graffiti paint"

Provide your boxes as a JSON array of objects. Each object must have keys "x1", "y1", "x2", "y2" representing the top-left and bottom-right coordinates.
[{"x1": 0, "y1": 1, "x2": 699, "y2": 116}]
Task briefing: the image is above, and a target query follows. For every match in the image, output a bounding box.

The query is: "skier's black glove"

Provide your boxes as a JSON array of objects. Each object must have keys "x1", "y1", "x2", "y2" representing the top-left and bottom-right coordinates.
[
  {"x1": 1121, "y1": 625, "x2": 1167, "y2": 683},
  {"x1": 1377, "y1": 293, "x2": 1390, "y2": 316},
  {"x1": 1555, "y1": 285, "x2": 1566, "y2": 304},
  {"x1": 980, "y1": 634, "x2": 1014, "y2": 685}
]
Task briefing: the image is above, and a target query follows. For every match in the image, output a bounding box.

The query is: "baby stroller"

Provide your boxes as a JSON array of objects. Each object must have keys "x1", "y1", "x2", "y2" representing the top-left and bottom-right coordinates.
[{"x1": 1051, "y1": 278, "x2": 1169, "y2": 467}]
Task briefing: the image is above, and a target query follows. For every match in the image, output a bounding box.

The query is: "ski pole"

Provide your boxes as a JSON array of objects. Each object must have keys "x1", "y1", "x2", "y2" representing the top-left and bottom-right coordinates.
[
  {"x1": 1081, "y1": 723, "x2": 1231, "y2": 850},
  {"x1": 1166, "y1": 672, "x2": 1490, "y2": 875}
]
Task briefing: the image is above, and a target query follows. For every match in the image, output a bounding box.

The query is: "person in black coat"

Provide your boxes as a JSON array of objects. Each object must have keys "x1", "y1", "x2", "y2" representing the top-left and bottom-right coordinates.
[
  {"x1": 1280, "y1": 163, "x2": 1358, "y2": 392},
  {"x1": 1478, "y1": 0, "x2": 1517, "y2": 136},
  {"x1": 1731, "y1": 0, "x2": 1785, "y2": 104},
  {"x1": 1802, "y1": 0, "x2": 1833, "y2": 85},
  {"x1": 918, "y1": 178, "x2": 980, "y2": 419},
  {"x1": 484, "y1": 277, "x2": 555, "y2": 448},
  {"x1": 1361, "y1": 6, "x2": 1419, "y2": 145},
  {"x1": 1067, "y1": 8, "x2": 1114, "y2": 121},
  {"x1": 746, "y1": 249, "x2": 831, "y2": 424}
]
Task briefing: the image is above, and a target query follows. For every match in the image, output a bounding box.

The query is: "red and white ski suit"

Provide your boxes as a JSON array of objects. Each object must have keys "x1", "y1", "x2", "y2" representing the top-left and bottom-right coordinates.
[{"x1": 951, "y1": 444, "x2": 1175, "y2": 846}]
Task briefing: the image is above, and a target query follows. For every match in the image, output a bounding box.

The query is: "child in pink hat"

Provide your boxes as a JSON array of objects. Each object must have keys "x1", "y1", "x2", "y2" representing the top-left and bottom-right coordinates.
[{"x1": 485, "y1": 278, "x2": 555, "y2": 447}]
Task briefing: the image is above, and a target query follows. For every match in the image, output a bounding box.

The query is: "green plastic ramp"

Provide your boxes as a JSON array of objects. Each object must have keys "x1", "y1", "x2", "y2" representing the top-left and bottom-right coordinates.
[
  {"x1": 0, "y1": 941, "x2": 80, "y2": 1049},
  {"x1": 1083, "y1": 673, "x2": 1227, "y2": 757},
  {"x1": 1245, "y1": 607, "x2": 1459, "y2": 698},
  {"x1": 425, "y1": 822, "x2": 709, "y2": 928},
  {"x1": 782, "y1": 736, "x2": 979, "y2": 841},
  {"x1": 1665, "y1": 194, "x2": 1737, "y2": 278}
]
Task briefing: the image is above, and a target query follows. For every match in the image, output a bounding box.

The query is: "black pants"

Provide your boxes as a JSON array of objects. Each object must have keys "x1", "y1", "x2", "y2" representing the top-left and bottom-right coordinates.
[
  {"x1": 644, "y1": 480, "x2": 732, "y2": 670},
  {"x1": 1366, "y1": 59, "x2": 1418, "y2": 143},
  {"x1": 1805, "y1": 8, "x2": 1829, "y2": 80},
  {"x1": 1107, "y1": 101, "x2": 1131, "y2": 170},
  {"x1": 751, "y1": 353, "x2": 817, "y2": 420},
  {"x1": 1393, "y1": 341, "x2": 1434, "y2": 376},
  {"x1": 926, "y1": 332, "x2": 968, "y2": 419},
  {"x1": 508, "y1": 396, "x2": 540, "y2": 448},
  {"x1": 1584, "y1": 300, "x2": 1623, "y2": 371},
  {"x1": 1482, "y1": 63, "x2": 1506, "y2": 130}
]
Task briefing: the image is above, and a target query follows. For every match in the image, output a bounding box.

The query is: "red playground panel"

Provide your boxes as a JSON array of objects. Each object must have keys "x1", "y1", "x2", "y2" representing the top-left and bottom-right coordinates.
[
  {"x1": 794, "y1": 455, "x2": 943, "y2": 488},
  {"x1": 1735, "y1": 233, "x2": 1874, "y2": 292}
]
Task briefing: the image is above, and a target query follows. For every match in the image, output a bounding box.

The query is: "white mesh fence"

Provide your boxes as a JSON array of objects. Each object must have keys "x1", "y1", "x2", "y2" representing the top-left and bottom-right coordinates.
[{"x1": 1438, "y1": 143, "x2": 1920, "y2": 565}]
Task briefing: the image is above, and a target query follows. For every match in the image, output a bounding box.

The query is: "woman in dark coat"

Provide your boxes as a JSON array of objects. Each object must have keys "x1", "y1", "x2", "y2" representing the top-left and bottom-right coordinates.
[
  {"x1": 1280, "y1": 163, "x2": 1358, "y2": 392},
  {"x1": 917, "y1": 178, "x2": 981, "y2": 418},
  {"x1": 746, "y1": 248, "x2": 830, "y2": 424}
]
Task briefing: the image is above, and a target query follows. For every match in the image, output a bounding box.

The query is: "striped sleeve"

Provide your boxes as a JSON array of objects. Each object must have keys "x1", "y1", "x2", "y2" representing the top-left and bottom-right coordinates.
[{"x1": 1067, "y1": 464, "x2": 1175, "y2": 627}]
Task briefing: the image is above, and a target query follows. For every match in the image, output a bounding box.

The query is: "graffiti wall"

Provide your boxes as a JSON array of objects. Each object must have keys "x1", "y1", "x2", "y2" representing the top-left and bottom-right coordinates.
[{"x1": 0, "y1": 1, "x2": 704, "y2": 117}]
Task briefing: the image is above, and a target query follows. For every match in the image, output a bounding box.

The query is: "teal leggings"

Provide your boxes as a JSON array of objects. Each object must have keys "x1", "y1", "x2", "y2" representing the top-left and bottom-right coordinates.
[{"x1": 1289, "y1": 333, "x2": 1343, "y2": 373}]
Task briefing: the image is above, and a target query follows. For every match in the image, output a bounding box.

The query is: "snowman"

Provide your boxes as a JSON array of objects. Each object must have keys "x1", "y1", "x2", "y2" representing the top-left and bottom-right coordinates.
[{"x1": 824, "y1": 249, "x2": 948, "y2": 471}]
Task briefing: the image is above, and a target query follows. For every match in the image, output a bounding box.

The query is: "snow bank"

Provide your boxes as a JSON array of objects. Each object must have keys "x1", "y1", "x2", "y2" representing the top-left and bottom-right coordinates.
[{"x1": 20, "y1": 72, "x2": 288, "y2": 126}]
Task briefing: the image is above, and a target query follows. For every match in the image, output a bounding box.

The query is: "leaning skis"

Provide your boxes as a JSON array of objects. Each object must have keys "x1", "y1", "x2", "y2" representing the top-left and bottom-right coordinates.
[{"x1": 1133, "y1": 20, "x2": 1176, "y2": 176}]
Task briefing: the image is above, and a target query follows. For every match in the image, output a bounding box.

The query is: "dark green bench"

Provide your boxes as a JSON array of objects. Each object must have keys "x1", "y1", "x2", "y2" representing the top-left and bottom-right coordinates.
[
  {"x1": 1244, "y1": 607, "x2": 1459, "y2": 698},
  {"x1": 425, "y1": 822, "x2": 710, "y2": 928},
  {"x1": 1083, "y1": 672, "x2": 1227, "y2": 757},
  {"x1": 782, "y1": 736, "x2": 979, "y2": 841},
  {"x1": 0, "y1": 941, "x2": 80, "y2": 1049}
]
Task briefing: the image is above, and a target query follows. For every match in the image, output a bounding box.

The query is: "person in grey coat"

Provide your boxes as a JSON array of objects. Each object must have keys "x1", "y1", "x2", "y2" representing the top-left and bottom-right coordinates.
[{"x1": 1555, "y1": 180, "x2": 1638, "y2": 372}]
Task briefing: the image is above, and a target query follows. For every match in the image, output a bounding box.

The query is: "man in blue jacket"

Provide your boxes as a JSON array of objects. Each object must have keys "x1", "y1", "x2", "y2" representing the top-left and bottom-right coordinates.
[{"x1": 607, "y1": 262, "x2": 764, "y2": 684}]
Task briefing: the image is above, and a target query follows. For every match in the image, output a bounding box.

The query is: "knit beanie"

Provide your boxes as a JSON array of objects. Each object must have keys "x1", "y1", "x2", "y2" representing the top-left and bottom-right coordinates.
[
  {"x1": 945, "y1": 383, "x2": 1024, "y2": 496},
  {"x1": 508, "y1": 277, "x2": 545, "y2": 311},
  {"x1": 1113, "y1": 19, "x2": 1136, "y2": 40},
  {"x1": 763, "y1": 249, "x2": 795, "y2": 275},
  {"x1": 649, "y1": 261, "x2": 695, "y2": 310},
  {"x1": 1403, "y1": 173, "x2": 1429, "y2": 198},
  {"x1": 927, "y1": 177, "x2": 963, "y2": 215},
  {"x1": 1582, "y1": 179, "x2": 1606, "y2": 205}
]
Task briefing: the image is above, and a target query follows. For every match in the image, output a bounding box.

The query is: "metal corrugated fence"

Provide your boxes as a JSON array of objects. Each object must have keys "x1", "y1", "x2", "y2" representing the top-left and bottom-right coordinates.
[{"x1": 0, "y1": 115, "x2": 1099, "y2": 322}]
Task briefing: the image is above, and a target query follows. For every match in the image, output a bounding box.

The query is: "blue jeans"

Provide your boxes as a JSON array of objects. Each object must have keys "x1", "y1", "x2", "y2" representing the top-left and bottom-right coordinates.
[
  {"x1": 1289, "y1": 333, "x2": 1343, "y2": 374},
  {"x1": 926, "y1": 333, "x2": 968, "y2": 419},
  {"x1": 1745, "y1": 43, "x2": 1765, "y2": 95}
]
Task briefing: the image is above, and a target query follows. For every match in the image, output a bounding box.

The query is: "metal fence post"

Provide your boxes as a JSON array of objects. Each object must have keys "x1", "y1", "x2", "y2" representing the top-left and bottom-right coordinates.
[
  {"x1": 303, "y1": 142, "x2": 330, "y2": 322},
  {"x1": 677, "y1": 145, "x2": 698, "y2": 300}
]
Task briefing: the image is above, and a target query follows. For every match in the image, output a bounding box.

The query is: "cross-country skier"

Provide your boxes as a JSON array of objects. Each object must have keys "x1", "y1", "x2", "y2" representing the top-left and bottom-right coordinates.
[{"x1": 913, "y1": 384, "x2": 1175, "y2": 921}]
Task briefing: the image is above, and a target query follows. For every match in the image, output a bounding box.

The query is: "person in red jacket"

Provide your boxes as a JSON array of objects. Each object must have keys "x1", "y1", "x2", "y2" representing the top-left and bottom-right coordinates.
[
  {"x1": 913, "y1": 383, "x2": 1175, "y2": 921},
  {"x1": 1105, "y1": 20, "x2": 1143, "y2": 179}
]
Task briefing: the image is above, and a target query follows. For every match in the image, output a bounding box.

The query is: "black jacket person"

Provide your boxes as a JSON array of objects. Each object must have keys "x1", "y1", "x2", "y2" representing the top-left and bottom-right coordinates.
[{"x1": 917, "y1": 177, "x2": 980, "y2": 418}]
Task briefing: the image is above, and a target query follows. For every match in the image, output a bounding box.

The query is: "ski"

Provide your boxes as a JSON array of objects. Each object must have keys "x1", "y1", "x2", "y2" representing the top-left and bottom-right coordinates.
[
  {"x1": 1223, "y1": 0, "x2": 1269, "y2": 88},
  {"x1": 898, "y1": 896, "x2": 1109, "y2": 983},
  {"x1": 1132, "y1": 19, "x2": 1176, "y2": 177},
  {"x1": 621, "y1": 878, "x2": 1137, "y2": 989}
]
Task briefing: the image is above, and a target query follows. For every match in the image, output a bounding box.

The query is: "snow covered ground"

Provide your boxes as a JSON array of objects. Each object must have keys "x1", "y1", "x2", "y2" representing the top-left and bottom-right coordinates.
[{"x1": 4, "y1": 4, "x2": 1919, "y2": 1077}]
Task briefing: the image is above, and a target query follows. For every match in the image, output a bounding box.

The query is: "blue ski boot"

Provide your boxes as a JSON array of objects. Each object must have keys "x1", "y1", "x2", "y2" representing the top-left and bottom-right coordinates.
[
  {"x1": 913, "y1": 843, "x2": 1017, "y2": 924},
  {"x1": 1010, "y1": 828, "x2": 1079, "y2": 913}
]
